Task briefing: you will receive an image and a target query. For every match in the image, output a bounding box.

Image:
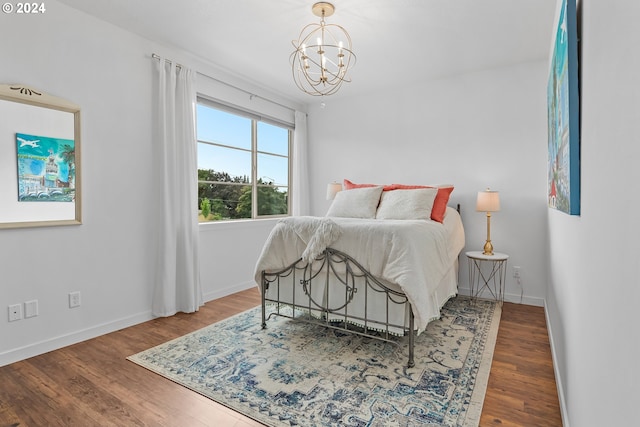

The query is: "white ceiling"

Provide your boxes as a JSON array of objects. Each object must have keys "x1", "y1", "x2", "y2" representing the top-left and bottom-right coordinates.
[{"x1": 57, "y1": 0, "x2": 558, "y2": 104}]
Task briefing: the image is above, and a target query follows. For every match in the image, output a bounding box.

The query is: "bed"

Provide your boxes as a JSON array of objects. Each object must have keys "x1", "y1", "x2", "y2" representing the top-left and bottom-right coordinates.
[{"x1": 254, "y1": 182, "x2": 465, "y2": 367}]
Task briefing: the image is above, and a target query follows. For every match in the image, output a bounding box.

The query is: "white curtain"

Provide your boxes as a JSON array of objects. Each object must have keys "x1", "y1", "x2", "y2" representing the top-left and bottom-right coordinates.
[
  {"x1": 292, "y1": 111, "x2": 310, "y2": 216},
  {"x1": 152, "y1": 57, "x2": 203, "y2": 316}
]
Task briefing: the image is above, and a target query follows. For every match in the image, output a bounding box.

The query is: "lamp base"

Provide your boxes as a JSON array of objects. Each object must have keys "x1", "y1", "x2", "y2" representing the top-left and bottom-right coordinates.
[{"x1": 483, "y1": 240, "x2": 494, "y2": 256}]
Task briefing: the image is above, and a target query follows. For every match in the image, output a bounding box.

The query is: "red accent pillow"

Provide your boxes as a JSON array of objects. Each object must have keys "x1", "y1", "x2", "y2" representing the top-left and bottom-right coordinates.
[
  {"x1": 343, "y1": 180, "x2": 455, "y2": 223},
  {"x1": 343, "y1": 179, "x2": 395, "y2": 191},
  {"x1": 431, "y1": 187, "x2": 454, "y2": 223},
  {"x1": 343, "y1": 179, "x2": 377, "y2": 190}
]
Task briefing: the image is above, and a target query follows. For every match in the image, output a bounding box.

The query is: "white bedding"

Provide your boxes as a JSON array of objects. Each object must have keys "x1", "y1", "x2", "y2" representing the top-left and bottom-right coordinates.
[{"x1": 254, "y1": 207, "x2": 465, "y2": 331}]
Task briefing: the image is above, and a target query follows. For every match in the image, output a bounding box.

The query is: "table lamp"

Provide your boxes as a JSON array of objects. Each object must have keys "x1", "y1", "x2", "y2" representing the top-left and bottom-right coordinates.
[
  {"x1": 476, "y1": 188, "x2": 500, "y2": 255},
  {"x1": 326, "y1": 182, "x2": 342, "y2": 200}
]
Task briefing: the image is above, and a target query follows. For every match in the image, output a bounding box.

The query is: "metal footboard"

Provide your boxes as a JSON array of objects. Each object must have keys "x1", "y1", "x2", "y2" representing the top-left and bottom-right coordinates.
[{"x1": 261, "y1": 247, "x2": 416, "y2": 368}]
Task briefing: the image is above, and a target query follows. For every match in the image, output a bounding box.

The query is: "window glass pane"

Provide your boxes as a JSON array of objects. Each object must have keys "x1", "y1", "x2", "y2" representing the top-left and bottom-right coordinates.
[
  {"x1": 197, "y1": 104, "x2": 251, "y2": 150},
  {"x1": 198, "y1": 144, "x2": 252, "y2": 183},
  {"x1": 257, "y1": 152, "x2": 288, "y2": 187},
  {"x1": 196, "y1": 100, "x2": 291, "y2": 221},
  {"x1": 198, "y1": 183, "x2": 251, "y2": 222},
  {"x1": 257, "y1": 122, "x2": 288, "y2": 156},
  {"x1": 257, "y1": 185, "x2": 288, "y2": 216}
]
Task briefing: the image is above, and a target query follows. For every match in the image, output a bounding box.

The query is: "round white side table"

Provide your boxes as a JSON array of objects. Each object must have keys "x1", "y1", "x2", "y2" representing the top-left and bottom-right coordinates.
[{"x1": 466, "y1": 251, "x2": 509, "y2": 304}]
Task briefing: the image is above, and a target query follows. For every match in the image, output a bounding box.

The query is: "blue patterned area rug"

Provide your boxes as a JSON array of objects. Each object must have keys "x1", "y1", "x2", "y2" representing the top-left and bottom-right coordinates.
[{"x1": 128, "y1": 296, "x2": 500, "y2": 427}]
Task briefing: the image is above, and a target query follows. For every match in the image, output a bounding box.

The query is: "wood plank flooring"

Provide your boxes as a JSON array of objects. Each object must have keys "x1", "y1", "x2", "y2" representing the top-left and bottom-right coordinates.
[
  {"x1": 0, "y1": 288, "x2": 562, "y2": 426},
  {"x1": 480, "y1": 303, "x2": 563, "y2": 426}
]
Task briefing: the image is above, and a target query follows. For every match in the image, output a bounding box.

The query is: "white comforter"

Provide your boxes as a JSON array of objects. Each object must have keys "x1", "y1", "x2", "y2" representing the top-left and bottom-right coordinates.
[{"x1": 254, "y1": 210, "x2": 465, "y2": 331}]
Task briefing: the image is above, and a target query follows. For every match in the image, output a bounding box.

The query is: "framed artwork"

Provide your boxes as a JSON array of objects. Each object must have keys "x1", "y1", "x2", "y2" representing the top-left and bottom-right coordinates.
[
  {"x1": 0, "y1": 84, "x2": 81, "y2": 229},
  {"x1": 547, "y1": 0, "x2": 580, "y2": 215}
]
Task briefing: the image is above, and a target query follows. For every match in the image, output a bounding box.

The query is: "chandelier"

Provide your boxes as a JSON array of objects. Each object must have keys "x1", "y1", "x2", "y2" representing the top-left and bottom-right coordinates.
[{"x1": 291, "y1": 2, "x2": 356, "y2": 96}]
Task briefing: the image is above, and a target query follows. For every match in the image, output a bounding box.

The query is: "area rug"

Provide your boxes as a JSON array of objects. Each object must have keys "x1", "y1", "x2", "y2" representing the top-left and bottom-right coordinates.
[{"x1": 128, "y1": 296, "x2": 500, "y2": 427}]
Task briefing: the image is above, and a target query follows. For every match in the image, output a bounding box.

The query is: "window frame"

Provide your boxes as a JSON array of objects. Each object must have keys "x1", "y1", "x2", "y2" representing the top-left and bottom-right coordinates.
[{"x1": 196, "y1": 97, "x2": 293, "y2": 222}]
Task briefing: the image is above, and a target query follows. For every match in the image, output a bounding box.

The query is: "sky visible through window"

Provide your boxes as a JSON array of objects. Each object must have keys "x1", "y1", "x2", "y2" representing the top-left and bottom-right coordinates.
[{"x1": 197, "y1": 104, "x2": 289, "y2": 186}]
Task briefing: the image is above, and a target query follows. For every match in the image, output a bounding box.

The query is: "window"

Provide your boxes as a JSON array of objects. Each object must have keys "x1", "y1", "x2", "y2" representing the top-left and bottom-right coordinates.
[{"x1": 196, "y1": 100, "x2": 291, "y2": 222}]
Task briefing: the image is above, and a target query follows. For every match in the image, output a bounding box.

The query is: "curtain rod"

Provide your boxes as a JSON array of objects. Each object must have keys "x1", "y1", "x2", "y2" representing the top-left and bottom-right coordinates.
[
  {"x1": 152, "y1": 53, "x2": 182, "y2": 69},
  {"x1": 151, "y1": 53, "x2": 295, "y2": 114}
]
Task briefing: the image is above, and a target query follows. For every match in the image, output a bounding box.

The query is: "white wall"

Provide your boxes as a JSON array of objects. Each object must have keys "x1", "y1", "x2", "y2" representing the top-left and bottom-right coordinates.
[
  {"x1": 307, "y1": 62, "x2": 550, "y2": 304},
  {"x1": 546, "y1": 1, "x2": 640, "y2": 425},
  {"x1": 0, "y1": 1, "x2": 296, "y2": 366},
  {"x1": 199, "y1": 220, "x2": 278, "y2": 302},
  {"x1": 0, "y1": 2, "x2": 156, "y2": 365}
]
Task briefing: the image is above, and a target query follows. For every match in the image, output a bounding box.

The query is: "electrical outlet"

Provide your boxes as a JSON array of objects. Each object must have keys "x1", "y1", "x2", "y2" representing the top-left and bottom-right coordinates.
[
  {"x1": 24, "y1": 300, "x2": 39, "y2": 318},
  {"x1": 69, "y1": 291, "x2": 81, "y2": 308},
  {"x1": 8, "y1": 304, "x2": 22, "y2": 322},
  {"x1": 513, "y1": 266, "x2": 521, "y2": 278}
]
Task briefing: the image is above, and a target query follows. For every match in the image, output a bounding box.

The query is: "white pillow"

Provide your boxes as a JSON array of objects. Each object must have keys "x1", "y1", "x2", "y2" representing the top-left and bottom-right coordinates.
[
  {"x1": 326, "y1": 186, "x2": 383, "y2": 218},
  {"x1": 375, "y1": 188, "x2": 438, "y2": 220}
]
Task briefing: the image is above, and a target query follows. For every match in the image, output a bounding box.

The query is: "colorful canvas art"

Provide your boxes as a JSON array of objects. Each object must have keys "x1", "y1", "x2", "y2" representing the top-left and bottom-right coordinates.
[
  {"x1": 547, "y1": 0, "x2": 580, "y2": 215},
  {"x1": 16, "y1": 132, "x2": 75, "y2": 202}
]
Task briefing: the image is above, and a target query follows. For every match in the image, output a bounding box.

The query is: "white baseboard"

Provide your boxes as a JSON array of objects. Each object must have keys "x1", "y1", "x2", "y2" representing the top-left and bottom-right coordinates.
[
  {"x1": 0, "y1": 310, "x2": 153, "y2": 367},
  {"x1": 203, "y1": 280, "x2": 257, "y2": 303},
  {"x1": 0, "y1": 282, "x2": 258, "y2": 368},
  {"x1": 4, "y1": 283, "x2": 543, "y2": 368},
  {"x1": 544, "y1": 300, "x2": 570, "y2": 427},
  {"x1": 457, "y1": 286, "x2": 544, "y2": 307}
]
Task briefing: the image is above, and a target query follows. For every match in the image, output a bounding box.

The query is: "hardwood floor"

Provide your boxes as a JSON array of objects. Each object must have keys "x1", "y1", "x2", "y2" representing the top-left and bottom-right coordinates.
[
  {"x1": 480, "y1": 303, "x2": 563, "y2": 426},
  {"x1": 0, "y1": 288, "x2": 562, "y2": 426}
]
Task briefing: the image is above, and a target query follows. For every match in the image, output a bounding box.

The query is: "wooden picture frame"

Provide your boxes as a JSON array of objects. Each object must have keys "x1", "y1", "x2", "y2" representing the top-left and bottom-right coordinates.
[{"x1": 0, "y1": 84, "x2": 81, "y2": 228}]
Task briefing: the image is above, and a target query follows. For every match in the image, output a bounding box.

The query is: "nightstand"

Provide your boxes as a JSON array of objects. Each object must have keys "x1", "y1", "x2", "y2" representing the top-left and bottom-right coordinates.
[{"x1": 466, "y1": 251, "x2": 509, "y2": 304}]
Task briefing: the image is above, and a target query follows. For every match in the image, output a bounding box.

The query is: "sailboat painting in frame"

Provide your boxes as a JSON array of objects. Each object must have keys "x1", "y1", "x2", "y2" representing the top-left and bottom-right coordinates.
[{"x1": 547, "y1": 0, "x2": 580, "y2": 215}]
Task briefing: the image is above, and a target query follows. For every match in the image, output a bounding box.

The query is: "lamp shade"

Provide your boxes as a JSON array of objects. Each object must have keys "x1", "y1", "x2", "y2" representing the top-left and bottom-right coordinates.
[
  {"x1": 326, "y1": 182, "x2": 342, "y2": 200},
  {"x1": 476, "y1": 189, "x2": 500, "y2": 212}
]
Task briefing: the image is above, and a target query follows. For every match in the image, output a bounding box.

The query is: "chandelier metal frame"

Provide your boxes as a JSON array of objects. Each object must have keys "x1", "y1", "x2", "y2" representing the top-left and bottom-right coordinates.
[{"x1": 290, "y1": 2, "x2": 356, "y2": 96}]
